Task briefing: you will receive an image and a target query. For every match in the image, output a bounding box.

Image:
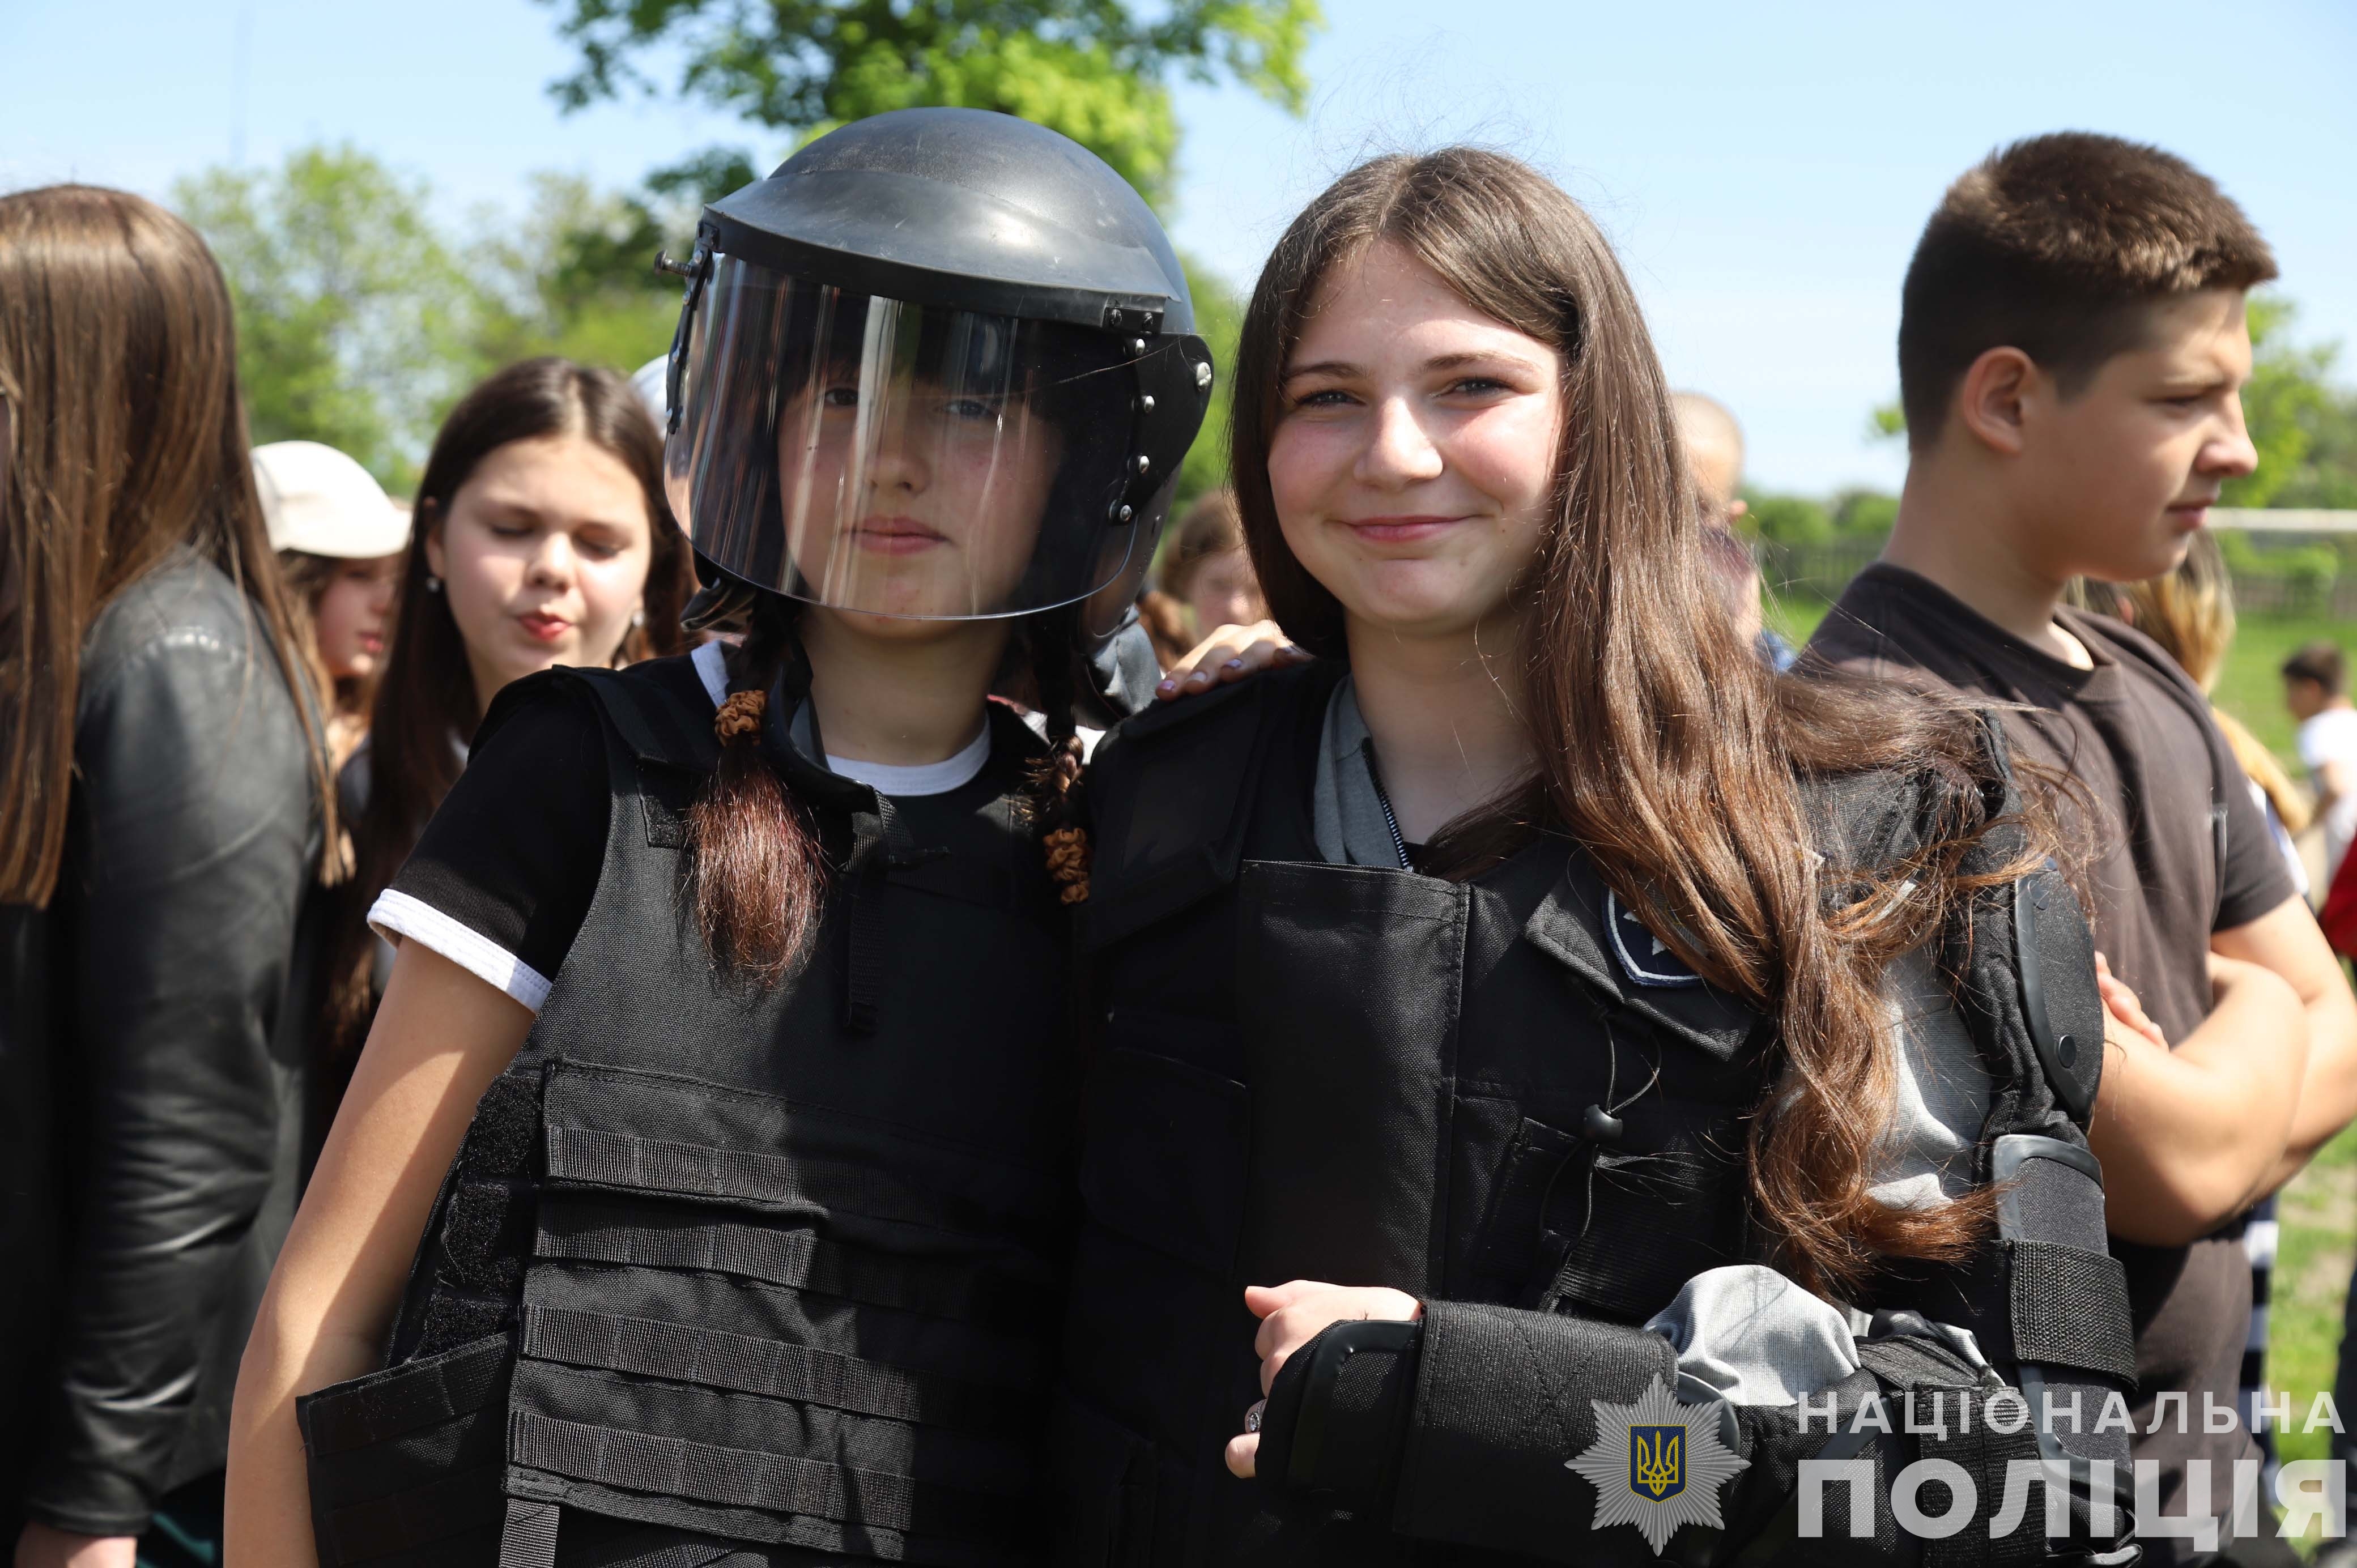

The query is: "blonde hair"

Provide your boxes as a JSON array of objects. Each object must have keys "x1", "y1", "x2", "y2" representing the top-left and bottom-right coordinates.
[{"x1": 2069, "y1": 532, "x2": 2311, "y2": 833}]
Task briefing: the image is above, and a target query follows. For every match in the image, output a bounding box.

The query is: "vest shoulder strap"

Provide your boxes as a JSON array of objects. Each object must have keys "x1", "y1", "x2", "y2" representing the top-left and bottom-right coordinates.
[
  {"x1": 561, "y1": 658, "x2": 725, "y2": 774},
  {"x1": 1078, "y1": 662, "x2": 1339, "y2": 951}
]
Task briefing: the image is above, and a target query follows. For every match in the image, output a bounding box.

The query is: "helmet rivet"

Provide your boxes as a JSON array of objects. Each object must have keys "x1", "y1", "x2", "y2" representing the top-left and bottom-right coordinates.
[
  {"x1": 1138, "y1": 394, "x2": 1156, "y2": 415},
  {"x1": 1118, "y1": 505, "x2": 1135, "y2": 523},
  {"x1": 1129, "y1": 338, "x2": 1147, "y2": 356},
  {"x1": 1135, "y1": 455, "x2": 1151, "y2": 475},
  {"x1": 1108, "y1": 308, "x2": 1125, "y2": 325},
  {"x1": 1194, "y1": 361, "x2": 1213, "y2": 390}
]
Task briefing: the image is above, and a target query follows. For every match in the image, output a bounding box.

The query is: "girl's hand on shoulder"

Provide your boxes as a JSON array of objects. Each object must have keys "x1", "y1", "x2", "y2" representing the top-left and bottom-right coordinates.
[
  {"x1": 1155, "y1": 620, "x2": 1310, "y2": 702},
  {"x1": 1224, "y1": 1280, "x2": 1420, "y2": 1479}
]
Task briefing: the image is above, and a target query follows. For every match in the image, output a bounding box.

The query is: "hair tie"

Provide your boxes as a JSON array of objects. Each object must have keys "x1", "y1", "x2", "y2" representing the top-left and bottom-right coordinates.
[
  {"x1": 714, "y1": 689, "x2": 767, "y2": 744},
  {"x1": 1044, "y1": 825, "x2": 1091, "y2": 905}
]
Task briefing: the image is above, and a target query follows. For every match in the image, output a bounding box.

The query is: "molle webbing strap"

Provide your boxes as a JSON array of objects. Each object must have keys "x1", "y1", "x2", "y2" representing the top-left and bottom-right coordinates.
[
  {"x1": 542, "y1": 1124, "x2": 918, "y2": 1224},
  {"x1": 1921, "y1": 1414, "x2": 2045, "y2": 1568},
  {"x1": 498, "y1": 1498, "x2": 561, "y2": 1568},
  {"x1": 522, "y1": 1304, "x2": 1040, "y2": 1435},
  {"x1": 299, "y1": 1332, "x2": 512, "y2": 1456},
  {"x1": 315, "y1": 1466, "x2": 507, "y2": 1563},
  {"x1": 508, "y1": 1410, "x2": 1028, "y2": 1545},
  {"x1": 535, "y1": 1199, "x2": 1040, "y2": 1333},
  {"x1": 2009, "y1": 1240, "x2": 2138, "y2": 1385},
  {"x1": 1855, "y1": 1339, "x2": 2043, "y2": 1568}
]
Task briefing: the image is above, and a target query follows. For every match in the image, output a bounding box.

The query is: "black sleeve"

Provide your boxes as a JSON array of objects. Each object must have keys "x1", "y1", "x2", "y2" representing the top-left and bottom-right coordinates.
[
  {"x1": 388, "y1": 676, "x2": 611, "y2": 992},
  {"x1": 27, "y1": 633, "x2": 315, "y2": 1535},
  {"x1": 2207, "y1": 704, "x2": 2298, "y2": 932},
  {"x1": 1259, "y1": 1300, "x2": 2113, "y2": 1565}
]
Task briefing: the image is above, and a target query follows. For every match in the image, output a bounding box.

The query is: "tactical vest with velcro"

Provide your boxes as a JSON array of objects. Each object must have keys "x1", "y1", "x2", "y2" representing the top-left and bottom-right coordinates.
[
  {"x1": 297, "y1": 655, "x2": 1077, "y2": 1568},
  {"x1": 1052, "y1": 661, "x2": 2138, "y2": 1566}
]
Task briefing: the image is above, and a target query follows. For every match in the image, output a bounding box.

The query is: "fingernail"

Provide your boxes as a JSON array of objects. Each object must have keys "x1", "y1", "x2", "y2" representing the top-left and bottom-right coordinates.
[
  {"x1": 1189, "y1": 671, "x2": 1211, "y2": 684},
  {"x1": 1157, "y1": 679, "x2": 1176, "y2": 694},
  {"x1": 1225, "y1": 658, "x2": 1244, "y2": 670}
]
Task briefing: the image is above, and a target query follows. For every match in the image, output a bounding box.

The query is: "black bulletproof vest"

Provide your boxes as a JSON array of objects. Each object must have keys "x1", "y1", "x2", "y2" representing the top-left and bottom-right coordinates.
[
  {"x1": 1052, "y1": 663, "x2": 2131, "y2": 1566},
  {"x1": 297, "y1": 658, "x2": 1077, "y2": 1568}
]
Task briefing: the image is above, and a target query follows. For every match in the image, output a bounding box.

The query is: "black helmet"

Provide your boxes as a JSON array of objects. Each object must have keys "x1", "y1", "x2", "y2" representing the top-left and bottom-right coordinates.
[{"x1": 663, "y1": 108, "x2": 1212, "y2": 637}]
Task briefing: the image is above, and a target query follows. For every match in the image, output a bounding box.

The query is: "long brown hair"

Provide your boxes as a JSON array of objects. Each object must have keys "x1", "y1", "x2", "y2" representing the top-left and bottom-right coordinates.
[
  {"x1": 323, "y1": 358, "x2": 694, "y2": 1068},
  {"x1": 0, "y1": 185, "x2": 330, "y2": 906},
  {"x1": 1232, "y1": 150, "x2": 2041, "y2": 1299}
]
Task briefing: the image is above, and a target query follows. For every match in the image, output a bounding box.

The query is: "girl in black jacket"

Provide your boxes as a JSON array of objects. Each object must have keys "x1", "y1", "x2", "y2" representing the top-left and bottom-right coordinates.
[{"x1": 0, "y1": 186, "x2": 331, "y2": 1568}]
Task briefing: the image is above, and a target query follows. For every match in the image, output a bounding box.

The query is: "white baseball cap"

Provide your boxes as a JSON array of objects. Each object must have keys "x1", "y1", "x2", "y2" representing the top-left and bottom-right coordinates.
[
  {"x1": 253, "y1": 440, "x2": 411, "y2": 559},
  {"x1": 631, "y1": 355, "x2": 670, "y2": 426}
]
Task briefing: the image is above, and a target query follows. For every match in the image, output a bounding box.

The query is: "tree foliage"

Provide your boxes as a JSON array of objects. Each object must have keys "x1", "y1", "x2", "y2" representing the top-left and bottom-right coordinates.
[
  {"x1": 176, "y1": 146, "x2": 748, "y2": 489},
  {"x1": 175, "y1": 146, "x2": 484, "y2": 490},
  {"x1": 2226, "y1": 296, "x2": 2357, "y2": 510},
  {"x1": 538, "y1": 0, "x2": 1320, "y2": 208},
  {"x1": 1175, "y1": 253, "x2": 1240, "y2": 505}
]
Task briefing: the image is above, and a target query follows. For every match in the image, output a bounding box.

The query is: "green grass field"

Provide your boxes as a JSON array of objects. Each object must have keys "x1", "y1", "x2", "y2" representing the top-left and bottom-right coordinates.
[{"x1": 1771, "y1": 589, "x2": 2357, "y2": 1548}]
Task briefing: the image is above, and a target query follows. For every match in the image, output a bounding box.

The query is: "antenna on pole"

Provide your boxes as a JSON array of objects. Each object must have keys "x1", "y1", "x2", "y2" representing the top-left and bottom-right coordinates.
[{"x1": 231, "y1": 7, "x2": 254, "y2": 165}]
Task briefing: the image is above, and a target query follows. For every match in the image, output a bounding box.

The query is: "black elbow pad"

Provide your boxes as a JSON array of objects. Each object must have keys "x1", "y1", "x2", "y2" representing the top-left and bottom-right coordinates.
[{"x1": 1255, "y1": 1318, "x2": 1424, "y2": 1512}]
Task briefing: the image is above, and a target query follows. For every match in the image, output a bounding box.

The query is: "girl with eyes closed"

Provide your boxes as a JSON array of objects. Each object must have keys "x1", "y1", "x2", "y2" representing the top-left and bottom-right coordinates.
[
  {"x1": 1056, "y1": 150, "x2": 2141, "y2": 1565},
  {"x1": 310, "y1": 356, "x2": 694, "y2": 1103}
]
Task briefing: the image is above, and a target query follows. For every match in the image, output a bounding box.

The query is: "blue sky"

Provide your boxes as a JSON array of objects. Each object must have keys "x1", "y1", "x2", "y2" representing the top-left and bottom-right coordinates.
[{"x1": 5, "y1": 1, "x2": 2351, "y2": 495}]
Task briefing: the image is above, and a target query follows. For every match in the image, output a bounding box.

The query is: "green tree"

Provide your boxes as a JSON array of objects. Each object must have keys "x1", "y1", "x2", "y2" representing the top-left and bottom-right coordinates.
[
  {"x1": 1748, "y1": 495, "x2": 1834, "y2": 546},
  {"x1": 2228, "y1": 296, "x2": 2357, "y2": 509},
  {"x1": 474, "y1": 148, "x2": 767, "y2": 375},
  {"x1": 176, "y1": 144, "x2": 486, "y2": 489},
  {"x1": 1175, "y1": 253, "x2": 1240, "y2": 505},
  {"x1": 473, "y1": 174, "x2": 685, "y2": 377},
  {"x1": 538, "y1": 0, "x2": 1321, "y2": 211},
  {"x1": 1830, "y1": 488, "x2": 1898, "y2": 537}
]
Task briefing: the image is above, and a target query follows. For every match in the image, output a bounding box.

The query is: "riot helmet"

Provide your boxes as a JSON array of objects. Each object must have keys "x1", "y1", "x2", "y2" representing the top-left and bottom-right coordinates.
[{"x1": 663, "y1": 109, "x2": 1212, "y2": 637}]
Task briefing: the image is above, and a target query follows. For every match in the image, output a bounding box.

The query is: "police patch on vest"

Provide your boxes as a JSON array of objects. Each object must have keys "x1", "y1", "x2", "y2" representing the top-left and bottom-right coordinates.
[
  {"x1": 1565, "y1": 1375, "x2": 1748, "y2": 1554},
  {"x1": 1605, "y1": 891, "x2": 1703, "y2": 990}
]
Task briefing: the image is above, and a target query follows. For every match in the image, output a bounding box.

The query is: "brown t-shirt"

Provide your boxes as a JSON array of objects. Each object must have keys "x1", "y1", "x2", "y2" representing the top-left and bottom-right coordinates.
[{"x1": 1811, "y1": 564, "x2": 2295, "y2": 1545}]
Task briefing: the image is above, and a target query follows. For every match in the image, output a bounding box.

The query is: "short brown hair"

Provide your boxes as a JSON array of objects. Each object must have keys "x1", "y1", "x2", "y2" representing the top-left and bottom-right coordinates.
[
  {"x1": 1897, "y1": 132, "x2": 2276, "y2": 446},
  {"x1": 2283, "y1": 640, "x2": 2347, "y2": 695}
]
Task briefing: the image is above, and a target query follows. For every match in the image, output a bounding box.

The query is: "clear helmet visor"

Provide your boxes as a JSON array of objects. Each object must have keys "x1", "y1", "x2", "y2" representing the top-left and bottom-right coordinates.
[{"x1": 668, "y1": 254, "x2": 1153, "y2": 622}]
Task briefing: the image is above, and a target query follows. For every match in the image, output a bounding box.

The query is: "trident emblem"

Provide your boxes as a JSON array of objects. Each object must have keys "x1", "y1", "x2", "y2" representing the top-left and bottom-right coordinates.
[{"x1": 1629, "y1": 1426, "x2": 1686, "y2": 1501}]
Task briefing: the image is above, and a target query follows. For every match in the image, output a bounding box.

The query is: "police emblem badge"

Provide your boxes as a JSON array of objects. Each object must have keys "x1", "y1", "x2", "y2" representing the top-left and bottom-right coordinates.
[
  {"x1": 1567, "y1": 1375, "x2": 1748, "y2": 1554},
  {"x1": 1630, "y1": 1425, "x2": 1684, "y2": 1500}
]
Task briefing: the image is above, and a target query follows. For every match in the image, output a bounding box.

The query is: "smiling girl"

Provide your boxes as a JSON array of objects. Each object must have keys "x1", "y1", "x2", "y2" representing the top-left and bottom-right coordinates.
[{"x1": 1055, "y1": 150, "x2": 2139, "y2": 1564}]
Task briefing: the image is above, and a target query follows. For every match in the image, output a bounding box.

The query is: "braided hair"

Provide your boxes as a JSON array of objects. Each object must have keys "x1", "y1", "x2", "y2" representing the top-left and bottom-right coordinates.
[
  {"x1": 686, "y1": 594, "x2": 827, "y2": 983},
  {"x1": 687, "y1": 594, "x2": 1094, "y2": 981},
  {"x1": 1021, "y1": 604, "x2": 1091, "y2": 905}
]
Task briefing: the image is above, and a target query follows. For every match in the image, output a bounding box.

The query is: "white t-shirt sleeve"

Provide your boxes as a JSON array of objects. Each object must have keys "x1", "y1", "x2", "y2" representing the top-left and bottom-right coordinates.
[{"x1": 368, "y1": 888, "x2": 554, "y2": 1013}]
